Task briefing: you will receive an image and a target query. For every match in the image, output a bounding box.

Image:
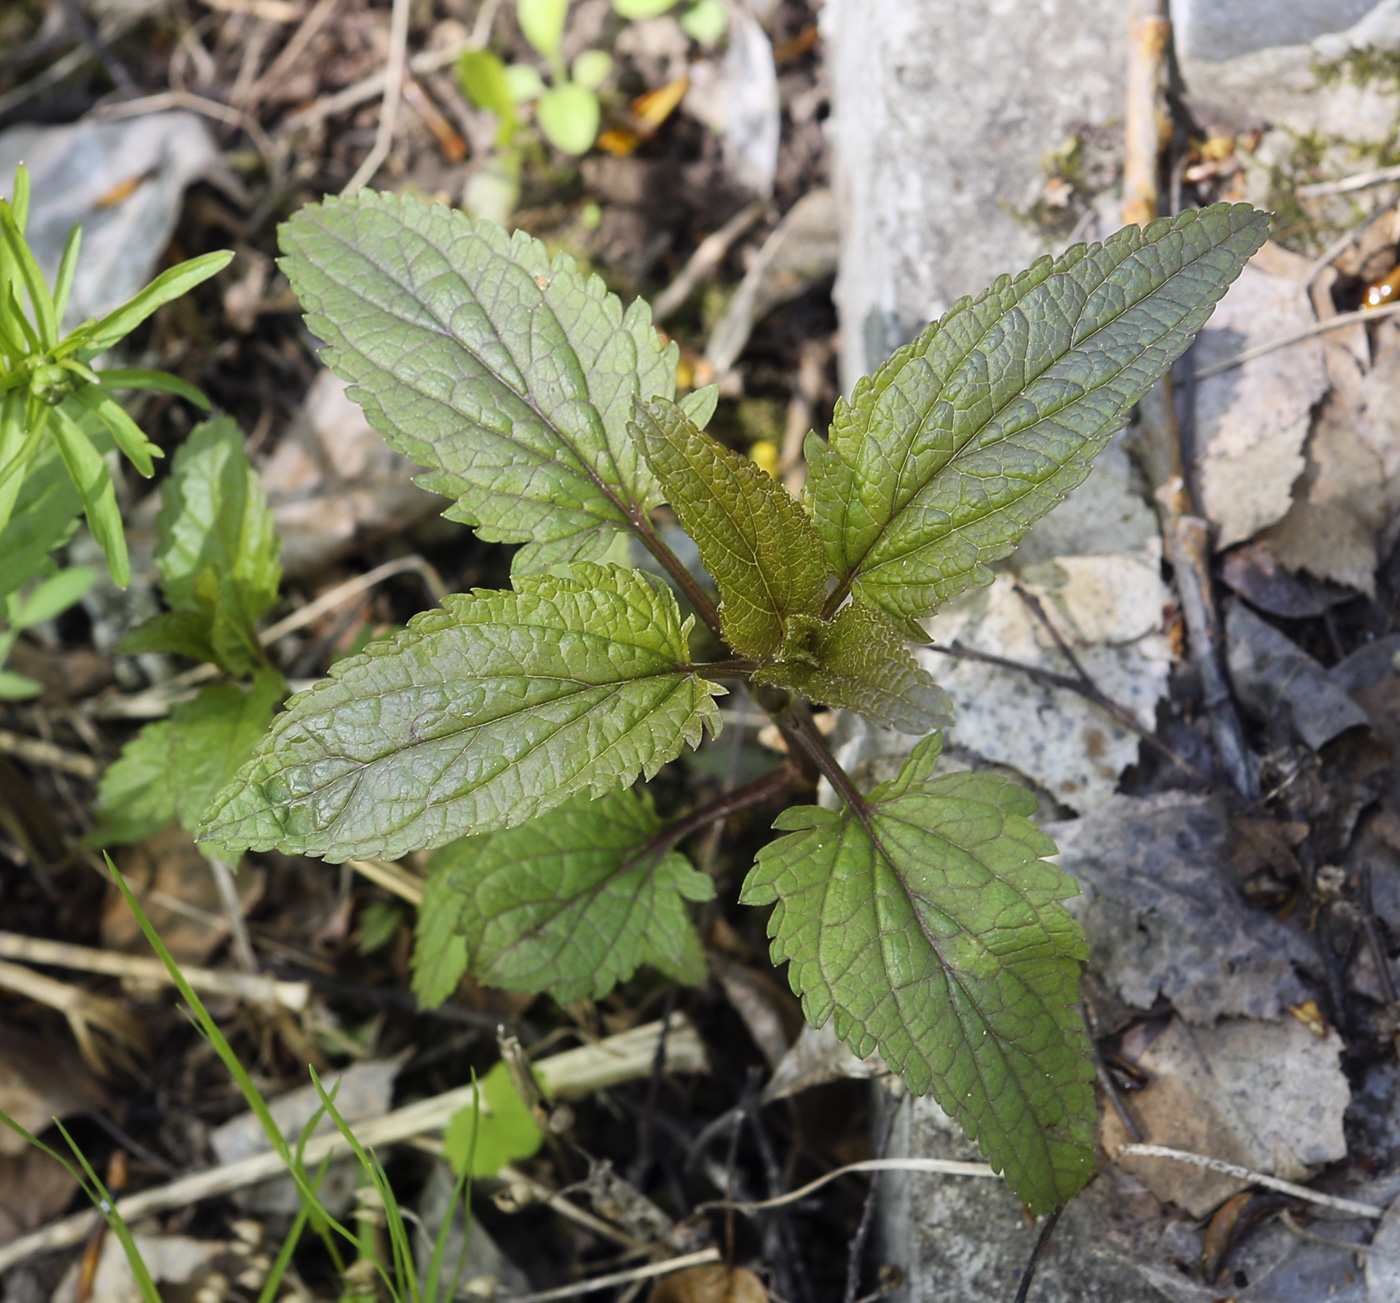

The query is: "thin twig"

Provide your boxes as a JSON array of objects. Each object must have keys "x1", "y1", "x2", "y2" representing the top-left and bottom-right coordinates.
[
  {"x1": 94, "y1": 90, "x2": 281, "y2": 191},
  {"x1": 1297, "y1": 164, "x2": 1400, "y2": 197},
  {"x1": 696, "y1": 1157, "x2": 997, "y2": 1215},
  {"x1": 1116, "y1": 1145, "x2": 1383, "y2": 1218},
  {"x1": 1279, "y1": 1210, "x2": 1398, "y2": 1258},
  {"x1": 843, "y1": 1098, "x2": 898, "y2": 1303},
  {"x1": 346, "y1": 857, "x2": 425, "y2": 906},
  {"x1": 0, "y1": 1016, "x2": 707, "y2": 1272},
  {"x1": 1196, "y1": 301, "x2": 1400, "y2": 379},
  {"x1": 0, "y1": 728, "x2": 99, "y2": 779},
  {"x1": 0, "y1": 931, "x2": 308, "y2": 1009},
  {"x1": 341, "y1": 0, "x2": 411, "y2": 195},
  {"x1": 652, "y1": 202, "x2": 766, "y2": 323},
  {"x1": 242, "y1": 0, "x2": 341, "y2": 109},
  {"x1": 204, "y1": 853, "x2": 258, "y2": 974},
  {"x1": 928, "y1": 640, "x2": 1213, "y2": 788},
  {"x1": 1012, "y1": 1207, "x2": 1064, "y2": 1303},
  {"x1": 502, "y1": 1249, "x2": 723, "y2": 1303}
]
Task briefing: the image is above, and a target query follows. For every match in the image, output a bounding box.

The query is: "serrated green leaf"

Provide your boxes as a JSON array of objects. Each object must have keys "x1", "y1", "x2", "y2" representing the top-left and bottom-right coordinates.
[
  {"x1": 679, "y1": 383, "x2": 718, "y2": 430},
  {"x1": 93, "y1": 671, "x2": 285, "y2": 846},
  {"x1": 752, "y1": 602, "x2": 953, "y2": 734},
  {"x1": 415, "y1": 786, "x2": 713, "y2": 1006},
  {"x1": 809, "y1": 204, "x2": 1268, "y2": 624},
  {"x1": 740, "y1": 733, "x2": 1095, "y2": 1212},
  {"x1": 198, "y1": 563, "x2": 724, "y2": 862},
  {"x1": 278, "y1": 191, "x2": 677, "y2": 572},
  {"x1": 443, "y1": 1062, "x2": 544, "y2": 1178},
  {"x1": 117, "y1": 610, "x2": 219, "y2": 664},
  {"x1": 145, "y1": 413, "x2": 280, "y2": 674},
  {"x1": 633, "y1": 397, "x2": 827, "y2": 659}
]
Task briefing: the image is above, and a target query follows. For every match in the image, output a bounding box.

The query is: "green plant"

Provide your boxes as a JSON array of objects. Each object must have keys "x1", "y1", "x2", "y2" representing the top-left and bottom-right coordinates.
[
  {"x1": 92, "y1": 414, "x2": 287, "y2": 850},
  {"x1": 0, "y1": 164, "x2": 231, "y2": 587},
  {"x1": 613, "y1": 0, "x2": 727, "y2": 45},
  {"x1": 0, "y1": 858, "x2": 481, "y2": 1303},
  {"x1": 198, "y1": 190, "x2": 1267, "y2": 1211}
]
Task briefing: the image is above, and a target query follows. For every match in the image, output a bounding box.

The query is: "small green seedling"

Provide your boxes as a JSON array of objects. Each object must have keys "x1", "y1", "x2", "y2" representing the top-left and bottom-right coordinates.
[
  {"x1": 0, "y1": 564, "x2": 95, "y2": 699},
  {"x1": 200, "y1": 190, "x2": 1267, "y2": 1212},
  {"x1": 613, "y1": 0, "x2": 727, "y2": 44},
  {"x1": 0, "y1": 165, "x2": 231, "y2": 586}
]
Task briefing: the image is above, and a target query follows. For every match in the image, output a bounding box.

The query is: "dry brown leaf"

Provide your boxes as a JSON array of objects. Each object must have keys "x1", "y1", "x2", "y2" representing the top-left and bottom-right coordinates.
[
  {"x1": 650, "y1": 1265, "x2": 768, "y2": 1303},
  {"x1": 104, "y1": 827, "x2": 263, "y2": 966},
  {"x1": 0, "y1": 1022, "x2": 106, "y2": 1157}
]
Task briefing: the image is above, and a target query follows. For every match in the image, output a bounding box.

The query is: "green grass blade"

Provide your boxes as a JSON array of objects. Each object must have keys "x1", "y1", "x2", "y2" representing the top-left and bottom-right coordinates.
[
  {"x1": 51, "y1": 402, "x2": 129, "y2": 586},
  {"x1": 69, "y1": 385, "x2": 162, "y2": 477}
]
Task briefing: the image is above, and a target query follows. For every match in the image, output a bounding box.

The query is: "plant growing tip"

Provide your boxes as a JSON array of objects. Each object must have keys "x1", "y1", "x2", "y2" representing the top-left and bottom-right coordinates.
[{"x1": 199, "y1": 190, "x2": 1266, "y2": 1211}]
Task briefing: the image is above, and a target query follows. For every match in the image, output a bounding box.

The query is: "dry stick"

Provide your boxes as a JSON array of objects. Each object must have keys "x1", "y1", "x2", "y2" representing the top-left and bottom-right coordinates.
[
  {"x1": 346, "y1": 857, "x2": 425, "y2": 906},
  {"x1": 1119, "y1": 0, "x2": 1257, "y2": 802},
  {"x1": 0, "y1": 728, "x2": 98, "y2": 779},
  {"x1": 1116, "y1": 1145, "x2": 1384, "y2": 1219},
  {"x1": 1010, "y1": 583, "x2": 1215, "y2": 787},
  {"x1": 1297, "y1": 163, "x2": 1400, "y2": 197},
  {"x1": 698, "y1": 1157, "x2": 997, "y2": 1215},
  {"x1": 651, "y1": 202, "x2": 766, "y2": 323},
  {"x1": 93, "y1": 90, "x2": 281, "y2": 191},
  {"x1": 0, "y1": 931, "x2": 310, "y2": 1009},
  {"x1": 503, "y1": 1249, "x2": 723, "y2": 1303},
  {"x1": 0, "y1": 1016, "x2": 707, "y2": 1272},
  {"x1": 340, "y1": 0, "x2": 410, "y2": 195},
  {"x1": 204, "y1": 853, "x2": 259, "y2": 974},
  {"x1": 241, "y1": 0, "x2": 341, "y2": 110},
  {"x1": 842, "y1": 1098, "x2": 899, "y2": 1303},
  {"x1": 1196, "y1": 301, "x2": 1400, "y2": 379},
  {"x1": 926, "y1": 641, "x2": 1213, "y2": 788},
  {"x1": 90, "y1": 555, "x2": 443, "y2": 723}
]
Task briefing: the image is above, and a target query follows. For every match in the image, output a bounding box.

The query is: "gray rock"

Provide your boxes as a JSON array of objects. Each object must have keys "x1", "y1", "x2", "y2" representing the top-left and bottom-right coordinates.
[
  {"x1": 822, "y1": 0, "x2": 1128, "y2": 393},
  {"x1": 1050, "y1": 792, "x2": 1312, "y2": 1021},
  {"x1": 1171, "y1": 0, "x2": 1377, "y2": 61}
]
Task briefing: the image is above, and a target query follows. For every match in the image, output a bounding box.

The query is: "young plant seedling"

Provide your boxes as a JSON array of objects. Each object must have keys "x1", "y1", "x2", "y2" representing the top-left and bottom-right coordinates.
[
  {"x1": 0, "y1": 165, "x2": 231, "y2": 587},
  {"x1": 200, "y1": 191, "x2": 1267, "y2": 1211}
]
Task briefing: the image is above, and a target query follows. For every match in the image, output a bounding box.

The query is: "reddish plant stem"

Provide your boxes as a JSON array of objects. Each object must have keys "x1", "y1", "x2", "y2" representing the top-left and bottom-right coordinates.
[
  {"x1": 627, "y1": 763, "x2": 802, "y2": 871},
  {"x1": 780, "y1": 700, "x2": 870, "y2": 819},
  {"x1": 628, "y1": 507, "x2": 724, "y2": 638}
]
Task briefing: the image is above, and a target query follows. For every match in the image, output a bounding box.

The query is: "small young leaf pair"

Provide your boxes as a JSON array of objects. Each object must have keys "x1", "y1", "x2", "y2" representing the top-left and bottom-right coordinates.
[
  {"x1": 632, "y1": 398, "x2": 955, "y2": 734},
  {"x1": 95, "y1": 416, "x2": 285, "y2": 849},
  {"x1": 0, "y1": 165, "x2": 231, "y2": 586}
]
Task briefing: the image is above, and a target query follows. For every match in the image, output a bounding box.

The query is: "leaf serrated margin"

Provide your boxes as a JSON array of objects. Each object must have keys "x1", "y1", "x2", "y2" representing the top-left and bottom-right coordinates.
[
  {"x1": 741, "y1": 735, "x2": 1096, "y2": 1212},
  {"x1": 198, "y1": 564, "x2": 722, "y2": 861}
]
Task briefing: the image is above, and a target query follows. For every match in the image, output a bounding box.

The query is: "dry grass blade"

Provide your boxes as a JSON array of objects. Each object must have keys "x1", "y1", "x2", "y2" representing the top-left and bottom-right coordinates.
[{"x1": 0, "y1": 957, "x2": 149, "y2": 1076}]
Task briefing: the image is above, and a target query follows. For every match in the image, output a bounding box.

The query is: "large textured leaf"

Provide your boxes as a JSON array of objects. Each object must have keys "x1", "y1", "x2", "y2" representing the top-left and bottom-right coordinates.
[
  {"x1": 809, "y1": 204, "x2": 1268, "y2": 624},
  {"x1": 741, "y1": 734, "x2": 1095, "y2": 1211},
  {"x1": 198, "y1": 564, "x2": 723, "y2": 862},
  {"x1": 121, "y1": 415, "x2": 280, "y2": 675},
  {"x1": 752, "y1": 603, "x2": 953, "y2": 734},
  {"x1": 94, "y1": 670, "x2": 284, "y2": 846},
  {"x1": 279, "y1": 192, "x2": 678, "y2": 572},
  {"x1": 414, "y1": 786, "x2": 712, "y2": 1006},
  {"x1": 632, "y1": 397, "x2": 827, "y2": 658}
]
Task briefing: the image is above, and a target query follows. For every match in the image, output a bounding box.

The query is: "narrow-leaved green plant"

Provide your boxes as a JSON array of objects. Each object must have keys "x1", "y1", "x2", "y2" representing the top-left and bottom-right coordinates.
[{"x1": 199, "y1": 190, "x2": 1267, "y2": 1211}]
